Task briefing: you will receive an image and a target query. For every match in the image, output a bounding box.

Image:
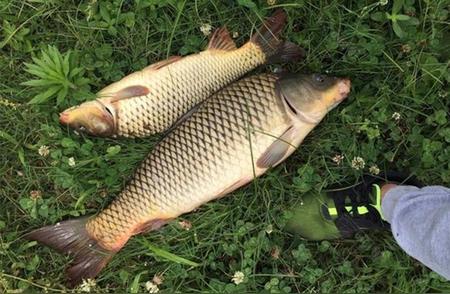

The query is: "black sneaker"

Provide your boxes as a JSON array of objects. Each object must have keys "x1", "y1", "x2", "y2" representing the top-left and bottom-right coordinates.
[{"x1": 286, "y1": 172, "x2": 423, "y2": 240}]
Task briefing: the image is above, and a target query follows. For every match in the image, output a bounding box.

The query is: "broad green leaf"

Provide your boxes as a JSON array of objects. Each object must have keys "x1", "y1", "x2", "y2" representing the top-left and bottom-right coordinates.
[
  {"x1": 99, "y1": 3, "x2": 111, "y2": 23},
  {"x1": 61, "y1": 137, "x2": 77, "y2": 148},
  {"x1": 62, "y1": 51, "x2": 71, "y2": 77},
  {"x1": 56, "y1": 87, "x2": 69, "y2": 105},
  {"x1": 38, "y1": 204, "x2": 49, "y2": 218},
  {"x1": 28, "y1": 85, "x2": 61, "y2": 104},
  {"x1": 31, "y1": 56, "x2": 62, "y2": 81},
  {"x1": 69, "y1": 67, "x2": 84, "y2": 79},
  {"x1": 392, "y1": 0, "x2": 403, "y2": 14},
  {"x1": 434, "y1": 110, "x2": 447, "y2": 125},
  {"x1": 237, "y1": 0, "x2": 257, "y2": 9},
  {"x1": 396, "y1": 14, "x2": 410, "y2": 21},
  {"x1": 121, "y1": 12, "x2": 135, "y2": 28},
  {"x1": 28, "y1": 93, "x2": 50, "y2": 104},
  {"x1": 408, "y1": 17, "x2": 420, "y2": 25},
  {"x1": 392, "y1": 21, "x2": 404, "y2": 38},
  {"x1": 21, "y1": 79, "x2": 60, "y2": 87},
  {"x1": 370, "y1": 12, "x2": 385, "y2": 22},
  {"x1": 108, "y1": 26, "x2": 118, "y2": 36},
  {"x1": 24, "y1": 63, "x2": 54, "y2": 80},
  {"x1": 75, "y1": 77, "x2": 90, "y2": 86},
  {"x1": 106, "y1": 145, "x2": 121, "y2": 156},
  {"x1": 40, "y1": 48, "x2": 58, "y2": 73},
  {"x1": 51, "y1": 47, "x2": 64, "y2": 76},
  {"x1": 19, "y1": 198, "x2": 34, "y2": 210}
]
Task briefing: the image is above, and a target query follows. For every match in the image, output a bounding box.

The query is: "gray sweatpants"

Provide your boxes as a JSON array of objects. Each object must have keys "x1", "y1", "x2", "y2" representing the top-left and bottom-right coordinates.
[{"x1": 382, "y1": 185, "x2": 450, "y2": 280}]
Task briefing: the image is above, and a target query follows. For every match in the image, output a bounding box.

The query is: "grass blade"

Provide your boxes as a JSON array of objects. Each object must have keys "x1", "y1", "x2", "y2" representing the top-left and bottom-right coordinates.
[{"x1": 140, "y1": 239, "x2": 199, "y2": 267}]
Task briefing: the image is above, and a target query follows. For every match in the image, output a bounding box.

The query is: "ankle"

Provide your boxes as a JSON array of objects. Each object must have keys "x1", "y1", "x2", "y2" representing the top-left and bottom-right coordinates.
[{"x1": 380, "y1": 183, "x2": 398, "y2": 201}]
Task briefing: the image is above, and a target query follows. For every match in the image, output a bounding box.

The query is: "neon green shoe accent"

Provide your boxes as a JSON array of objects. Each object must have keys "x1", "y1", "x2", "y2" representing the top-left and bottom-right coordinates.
[
  {"x1": 371, "y1": 184, "x2": 384, "y2": 220},
  {"x1": 327, "y1": 184, "x2": 384, "y2": 220},
  {"x1": 328, "y1": 206, "x2": 368, "y2": 216}
]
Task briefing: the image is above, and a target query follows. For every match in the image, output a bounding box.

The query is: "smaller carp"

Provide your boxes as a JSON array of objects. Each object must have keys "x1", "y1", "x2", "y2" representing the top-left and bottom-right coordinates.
[{"x1": 59, "y1": 9, "x2": 304, "y2": 138}]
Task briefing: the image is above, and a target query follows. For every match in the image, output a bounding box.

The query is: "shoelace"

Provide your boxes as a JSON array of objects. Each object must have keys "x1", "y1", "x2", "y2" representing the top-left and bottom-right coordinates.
[{"x1": 327, "y1": 183, "x2": 384, "y2": 221}]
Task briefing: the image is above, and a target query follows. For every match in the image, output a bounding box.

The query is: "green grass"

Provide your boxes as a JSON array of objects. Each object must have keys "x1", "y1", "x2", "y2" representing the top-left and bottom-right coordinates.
[{"x1": 1, "y1": 0, "x2": 449, "y2": 292}]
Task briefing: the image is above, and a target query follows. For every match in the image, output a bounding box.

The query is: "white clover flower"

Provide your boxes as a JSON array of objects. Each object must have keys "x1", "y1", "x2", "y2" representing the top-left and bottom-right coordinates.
[
  {"x1": 332, "y1": 154, "x2": 344, "y2": 165},
  {"x1": 38, "y1": 145, "x2": 50, "y2": 157},
  {"x1": 68, "y1": 157, "x2": 76, "y2": 167},
  {"x1": 30, "y1": 190, "x2": 42, "y2": 200},
  {"x1": 145, "y1": 281, "x2": 159, "y2": 293},
  {"x1": 178, "y1": 220, "x2": 192, "y2": 230},
  {"x1": 351, "y1": 157, "x2": 365, "y2": 170},
  {"x1": 232, "y1": 31, "x2": 239, "y2": 38},
  {"x1": 79, "y1": 278, "x2": 96, "y2": 292},
  {"x1": 231, "y1": 271, "x2": 245, "y2": 285},
  {"x1": 200, "y1": 23, "x2": 212, "y2": 36},
  {"x1": 152, "y1": 274, "x2": 164, "y2": 285},
  {"x1": 401, "y1": 44, "x2": 411, "y2": 53},
  {"x1": 369, "y1": 165, "x2": 380, "y2": 175},
  {"x1": 392, "y1": 112, "x2": 401, "y2": 121}
]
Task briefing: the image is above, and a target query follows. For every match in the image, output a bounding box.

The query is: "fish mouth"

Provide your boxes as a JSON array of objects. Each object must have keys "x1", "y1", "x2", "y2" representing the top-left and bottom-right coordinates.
[
  {"x1": 336, "y1": 78, "x2": 351, "y2": 102},
  {"x1": 59, "y1": 104, "x2": 79, "y2": 125},
  {"x1": 59, "y1": 111, "x2": 71, "y2": 125}
]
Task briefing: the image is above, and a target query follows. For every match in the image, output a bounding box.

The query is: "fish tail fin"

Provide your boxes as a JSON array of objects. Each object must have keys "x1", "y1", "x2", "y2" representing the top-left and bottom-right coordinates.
[
  {"x1": 250, "y1": 9, "x2": 305, "y2": 63},
  {"x1": 25, "y1": 216, "x2": 116, "y2": 287}
]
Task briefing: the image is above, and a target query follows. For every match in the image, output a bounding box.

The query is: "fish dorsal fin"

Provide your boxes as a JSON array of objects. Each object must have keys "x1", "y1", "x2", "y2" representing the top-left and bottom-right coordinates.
[
  {"x1": 109, "y1": 85, "x2": 150, "y2": 102},
  {"x1": 257, "y1": 125, "x2": 296, "y2": 169},
  {"x1": 144, "y1": 55, "x2": 183, "y2": 71},
  {"x1": 207, "y1": 27, "x2": 237, "y2": 51}
]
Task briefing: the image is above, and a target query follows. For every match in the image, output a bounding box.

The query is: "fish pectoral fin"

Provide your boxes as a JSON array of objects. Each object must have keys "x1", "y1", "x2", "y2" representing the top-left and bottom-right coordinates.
[
  {"x1": 144, "y1": 55, "x2": 183, "y2": 71},
  {"x1": 257, "y1": 126, "x2": 297, "y2": 169},
  {"x1": 110, "y1": 85, "x2": 150, "y2": 102},
  {"x1": 207, "y1": 26, "x2": 237, "y2": 51},
  {"x1": 133, "y1": 219, "x2": 171, "y2": 235}
]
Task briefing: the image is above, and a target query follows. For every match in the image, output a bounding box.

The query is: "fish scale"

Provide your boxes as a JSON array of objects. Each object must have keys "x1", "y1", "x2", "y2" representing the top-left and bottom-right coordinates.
[{"x1": 85, "y1": 74, "x2": 286, "y2": 249}]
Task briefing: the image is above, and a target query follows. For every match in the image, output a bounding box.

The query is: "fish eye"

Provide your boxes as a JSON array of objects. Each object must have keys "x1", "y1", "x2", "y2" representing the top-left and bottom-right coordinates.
[{"x1": 314, "y1": 74, "x2": 325, "y2": 83}]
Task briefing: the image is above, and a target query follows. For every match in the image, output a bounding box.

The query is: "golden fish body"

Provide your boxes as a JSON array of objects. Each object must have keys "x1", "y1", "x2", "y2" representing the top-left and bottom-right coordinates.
[
  {"x1": 27, "y1": 72, "x2": 351, "y2": 285},
  {"x1": 101, "y1": 43, "x2": 265, "y2": 137},
  {"x1": 87, "y1": 74, "x2": 291, "y2": 248},
  {"x1": 59, "y1": 9, "x2": 304, "y2": 137}
]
